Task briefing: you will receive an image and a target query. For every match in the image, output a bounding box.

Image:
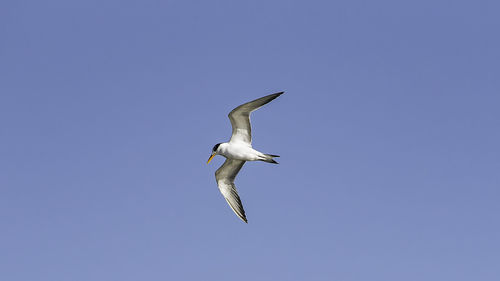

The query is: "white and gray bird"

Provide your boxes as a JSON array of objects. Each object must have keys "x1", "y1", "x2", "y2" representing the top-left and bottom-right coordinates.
[{"x1": 207, "y1": 92, "x2": 284, "y2": 223}]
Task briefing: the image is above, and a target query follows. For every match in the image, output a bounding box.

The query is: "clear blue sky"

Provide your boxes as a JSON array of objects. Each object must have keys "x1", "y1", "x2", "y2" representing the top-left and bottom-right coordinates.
[{"x1": 1, "y1": 1, "x2": 499, "y2": 280}]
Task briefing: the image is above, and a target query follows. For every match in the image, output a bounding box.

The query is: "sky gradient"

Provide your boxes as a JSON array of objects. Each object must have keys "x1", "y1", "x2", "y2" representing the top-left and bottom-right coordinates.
[{"x1": 1, "y1": 1, "x2": 499, "y2": 280}]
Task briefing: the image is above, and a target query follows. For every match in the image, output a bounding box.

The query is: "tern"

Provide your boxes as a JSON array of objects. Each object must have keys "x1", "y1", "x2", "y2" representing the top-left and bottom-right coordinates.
[{"x1": 207, "y1": 92, "x2": 284, "y2": 223}]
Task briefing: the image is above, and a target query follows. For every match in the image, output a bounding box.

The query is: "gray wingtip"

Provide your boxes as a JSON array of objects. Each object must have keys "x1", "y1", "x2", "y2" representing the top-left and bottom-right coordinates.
[
  {"x1": 239, "y1": 213, "x2": 248, "y2": 223},
  {"x1": 265, "y1": 91, "x2": 284, "y2": 103},
  {"x1": 236, "y1": 212, "x2": 248, "y2": 223}
]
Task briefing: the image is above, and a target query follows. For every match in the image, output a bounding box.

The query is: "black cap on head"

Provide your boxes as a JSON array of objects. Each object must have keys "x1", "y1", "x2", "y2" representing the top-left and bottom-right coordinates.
[{"x1": 212, "y1": 143, "x2": 221, "y2": 152}]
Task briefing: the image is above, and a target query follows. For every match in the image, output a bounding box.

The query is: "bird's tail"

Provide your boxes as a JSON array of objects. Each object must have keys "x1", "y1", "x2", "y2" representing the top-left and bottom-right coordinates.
[{"x1": 262, "y1": 154, "x2": 280, "y2": 164}]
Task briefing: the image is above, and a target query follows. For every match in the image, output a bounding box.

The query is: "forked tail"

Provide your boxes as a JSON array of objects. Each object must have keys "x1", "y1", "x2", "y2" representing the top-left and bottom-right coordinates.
[{"x1": 262, "y1": 154, "x2": 280, "y2": 164}]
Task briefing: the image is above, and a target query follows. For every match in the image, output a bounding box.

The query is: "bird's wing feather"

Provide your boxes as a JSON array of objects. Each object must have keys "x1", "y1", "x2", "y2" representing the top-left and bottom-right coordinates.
[
  {"x1": 215, "y1": 159, "x2": 247, "y2": 223},
  {"x1": 228, "y1": 92, "x2": 283, "y2": 144}
]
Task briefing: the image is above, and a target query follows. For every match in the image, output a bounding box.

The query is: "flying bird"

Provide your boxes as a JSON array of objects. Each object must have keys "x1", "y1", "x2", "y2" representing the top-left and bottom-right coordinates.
[{"x1": 207, "y1": 92, "x2": 284, "y2": 223}]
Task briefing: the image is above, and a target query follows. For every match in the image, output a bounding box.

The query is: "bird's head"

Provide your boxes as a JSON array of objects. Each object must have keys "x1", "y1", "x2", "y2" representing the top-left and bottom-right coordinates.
[{"x1": 207, "y1": 143, "x2": 221, "y2": 164}]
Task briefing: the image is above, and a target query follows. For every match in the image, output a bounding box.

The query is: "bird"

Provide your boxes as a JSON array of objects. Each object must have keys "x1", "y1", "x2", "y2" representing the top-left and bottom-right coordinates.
[{"x1": 207, "y1": 92, "x2": 284, "y2": 223}]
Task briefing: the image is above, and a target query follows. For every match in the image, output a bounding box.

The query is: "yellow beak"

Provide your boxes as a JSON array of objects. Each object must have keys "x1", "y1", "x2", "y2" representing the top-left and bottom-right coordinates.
[{"x1": 207, "y1": 152, "x2": 216, "y2": 164}]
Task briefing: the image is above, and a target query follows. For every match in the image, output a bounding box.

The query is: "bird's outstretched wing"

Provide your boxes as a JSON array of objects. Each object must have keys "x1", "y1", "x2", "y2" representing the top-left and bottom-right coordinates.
[
  {"x1": 228, "y1": 92, "x2": 284, "y2": 144},
  {"x1": 215, "y1": 159, "x2": 247, "y2": 223}
]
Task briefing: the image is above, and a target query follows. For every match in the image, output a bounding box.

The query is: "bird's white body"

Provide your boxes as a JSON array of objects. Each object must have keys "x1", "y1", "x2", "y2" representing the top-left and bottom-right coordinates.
[{"x1": 217, "y1": 142, "x2": 267, "y2": 161}]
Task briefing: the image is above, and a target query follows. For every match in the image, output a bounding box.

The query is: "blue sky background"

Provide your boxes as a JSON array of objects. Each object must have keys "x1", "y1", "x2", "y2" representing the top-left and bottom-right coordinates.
[{"x1": 1, "y1": 0, "x2": 499, "y2": 280}]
